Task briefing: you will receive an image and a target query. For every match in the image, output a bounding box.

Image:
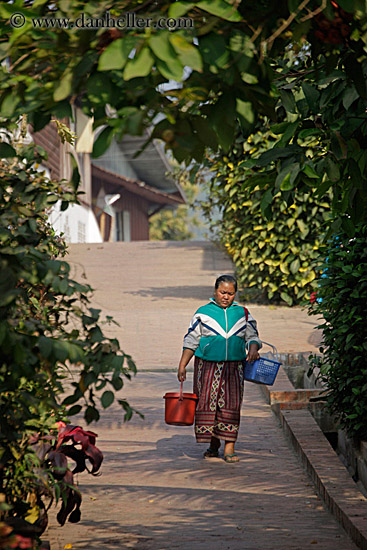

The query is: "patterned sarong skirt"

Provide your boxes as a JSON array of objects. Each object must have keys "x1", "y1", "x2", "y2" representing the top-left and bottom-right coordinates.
[{"x1": 193, "y1": 357, "x2": 244, "y2": 443}]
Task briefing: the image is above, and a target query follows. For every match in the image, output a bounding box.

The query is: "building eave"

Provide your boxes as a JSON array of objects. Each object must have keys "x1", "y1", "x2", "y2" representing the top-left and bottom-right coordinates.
[{"x1": 92, "y1": 164, "x2": 185, "y2": 206}]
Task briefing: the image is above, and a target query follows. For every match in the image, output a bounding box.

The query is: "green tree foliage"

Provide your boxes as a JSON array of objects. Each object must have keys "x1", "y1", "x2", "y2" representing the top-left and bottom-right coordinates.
[
  {"x1": 309, "y1": 225, "x2": 367, "y2": 439},
  {"x1": 149, "y1": 168, "x2": 202, "y2": 240},
  {"x1": 149, "y1": 206, "x2": 196, "y2": 241},
  {"x1": 233, "y1": 3, "x2": 367, "y2": 234},
  {"x1": 202, "y1": 131, "x2": 331, "y2": 305},
  {"x1": 0, "y1": 144, "x2": 139, "y2": 527},
  {"x1": 1, "y1": 0, "x2": 367, "y2": 225},
  {"x1": 0, "y1": 0, "x2": 275, "y2": 164},
  {"x1": 193, "y1": 1, "x2": 367, "y2": 309}
]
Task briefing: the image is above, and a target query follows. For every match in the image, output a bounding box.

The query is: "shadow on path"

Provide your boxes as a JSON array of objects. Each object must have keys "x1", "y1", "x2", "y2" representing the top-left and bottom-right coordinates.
[{"x1": 129, "y1": 285, "x2": 214, "y2": 301}]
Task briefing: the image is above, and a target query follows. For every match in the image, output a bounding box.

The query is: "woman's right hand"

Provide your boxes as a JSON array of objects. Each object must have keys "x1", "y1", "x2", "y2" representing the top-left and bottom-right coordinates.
[
  {"x1": 178, "y1": 365, "x2": 186, "y2": 381},
  {"x1": 177, "y1": 349, "x2": 194, "y2": 381}
]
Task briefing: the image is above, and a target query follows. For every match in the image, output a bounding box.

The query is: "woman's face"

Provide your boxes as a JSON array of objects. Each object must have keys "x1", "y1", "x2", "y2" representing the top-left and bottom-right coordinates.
[{"x1": 214, "y1": 282, "x2": 236, "y2": 308}]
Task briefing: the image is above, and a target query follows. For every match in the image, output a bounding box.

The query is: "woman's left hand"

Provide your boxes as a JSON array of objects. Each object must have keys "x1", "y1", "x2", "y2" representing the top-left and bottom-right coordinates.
[{"x1": 247, "y1": 343, "x2": 260, "y2": 363}]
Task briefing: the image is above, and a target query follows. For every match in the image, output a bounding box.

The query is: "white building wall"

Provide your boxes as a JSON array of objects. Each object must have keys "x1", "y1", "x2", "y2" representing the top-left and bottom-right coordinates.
[
  {"x1": 33, "y1": 110, "x2": 103, "y2": 244},
  {"x1": 48, "y1": 201, "x2": 103, "y2": 244}
]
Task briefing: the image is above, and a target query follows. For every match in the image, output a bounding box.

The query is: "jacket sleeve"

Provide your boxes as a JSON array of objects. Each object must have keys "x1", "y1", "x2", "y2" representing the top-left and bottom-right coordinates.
[
  {"x1": 245, "y1": 310, "x2": 262, "y2": 350},
  {"x1": 183, "y1": 313, "x2": 202, "y2": 352}
]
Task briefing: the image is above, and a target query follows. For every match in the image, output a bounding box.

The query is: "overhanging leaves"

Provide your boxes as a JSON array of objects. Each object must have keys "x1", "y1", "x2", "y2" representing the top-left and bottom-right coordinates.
[
  {"x1": 92, "y1": 126, "x2": 114, "y2": 158},
  {"x1": 98, "y1": 38, "x2": 135, "y2": 71},
  {"x1": 257, "y1": 146, "x2": 302, "y2": 167},
  {"x1": 123, "y1": 47, "x2": 154, "y2": 80},
  {"x1": 196, "y1": 0, "x2": 242, "y2": 21},
  {"x1": 169, "y1": 34, "x2": 203, "y2": 72},
  {"x1": 0, "y1": 142, "x2": 16, "y2": 158}
]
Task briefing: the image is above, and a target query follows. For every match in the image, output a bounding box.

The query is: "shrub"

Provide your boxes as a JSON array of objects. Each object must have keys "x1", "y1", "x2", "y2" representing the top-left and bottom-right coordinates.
[
  {"x1": 309, "y1": 223, "x2": 367, "y2": 439},
  {"x1": 222, "y1": 187, "x2": 330, "y2": 305},
  {"x1": 202, "y1": 136, "x2": 331, "y2": 305},
  {"x1": 0, "y1": 143, "x2": 139, "y2": 539}
]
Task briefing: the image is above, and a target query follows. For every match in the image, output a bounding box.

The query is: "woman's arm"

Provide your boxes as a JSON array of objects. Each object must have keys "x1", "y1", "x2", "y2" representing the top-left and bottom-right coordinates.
[
  {"x1": 177, "y1": 348, "x2": 195, "y2": 381},
  {"x1": 245, "y1": 311, "x2": 262, "y2": 363},
  {"x1": 179, "y1": 312, "x2": 201, "y2": 381}
]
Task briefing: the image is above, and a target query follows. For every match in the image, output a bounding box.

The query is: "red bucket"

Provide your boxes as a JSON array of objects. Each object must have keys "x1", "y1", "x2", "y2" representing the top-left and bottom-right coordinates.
[{"x1": 163, "y1": 381, "x2": 198, "y2": 426}]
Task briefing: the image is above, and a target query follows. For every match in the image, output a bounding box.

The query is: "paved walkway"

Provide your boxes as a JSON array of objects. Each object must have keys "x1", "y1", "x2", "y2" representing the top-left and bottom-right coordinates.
[
  {"x1": 47, "y1": 373, "x2": 357, "y2": 549},
  {"x1": 65, "y1": 241, "x2": 321, "y2": 370},
  {"x1": 45, "y1": 241, "x2": 359, "y2": 549}
]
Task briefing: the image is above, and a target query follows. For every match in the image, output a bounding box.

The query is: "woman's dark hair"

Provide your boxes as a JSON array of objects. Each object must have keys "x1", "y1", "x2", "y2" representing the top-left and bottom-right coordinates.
[{"x1": 215, "y1": 275, "x2": 237, "y2": 292}]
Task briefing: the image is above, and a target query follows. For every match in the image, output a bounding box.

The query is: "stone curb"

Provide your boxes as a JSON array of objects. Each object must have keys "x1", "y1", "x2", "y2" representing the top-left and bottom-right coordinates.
[
  {"x1": 278, "y1": 408, "x2": 367, "y2": 550},
  {"x1": 260, "y1": 367, "x2": 367, "y2": 550}
]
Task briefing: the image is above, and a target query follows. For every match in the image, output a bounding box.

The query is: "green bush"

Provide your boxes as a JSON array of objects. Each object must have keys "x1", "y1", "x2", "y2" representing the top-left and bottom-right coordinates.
[
  {"x1": 229, "y1": 190, "x2": 329, "y2": 305},
  {"x1": 0, "y1": 143, "x2": 139, "y2": 531},
  {"x1": 202, "y1": 139, "x2": 331, "y2": 305},
  {"x1": 309, "y1": 224, "x2": 367, "y2": 440},
  {"x1": 149, "y1": 205, "x2": 196, "y2": 241}
]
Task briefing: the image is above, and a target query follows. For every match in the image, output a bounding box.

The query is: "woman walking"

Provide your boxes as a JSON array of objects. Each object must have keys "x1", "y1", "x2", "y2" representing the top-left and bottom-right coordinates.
[{"x1": 177, "y1": 275, "x2": 261, "y2": 463}]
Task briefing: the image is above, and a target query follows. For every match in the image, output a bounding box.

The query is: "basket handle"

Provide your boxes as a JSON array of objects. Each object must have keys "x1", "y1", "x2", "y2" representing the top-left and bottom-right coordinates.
[
  {"x1": 246, "y1": 340, "x2": 278, "y2": 360},
  {"x1": 179, "y1": 380, "x2": 184, "y2": 401},
  {"x1": 259, "y1": 340, "x2": 278, "y2": 361}
]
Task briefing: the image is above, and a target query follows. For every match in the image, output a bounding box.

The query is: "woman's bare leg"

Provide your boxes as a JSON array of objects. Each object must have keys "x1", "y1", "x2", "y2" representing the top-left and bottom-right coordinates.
[
  {"x1": 203, "y1": 436, "x2": 221, "y2": 457},
  {"x1": 224, "y1": 441, "x2": 239, "y2": 462},
  {"x1": 210, "y1": 436, "x2": 221, "y2": 451}
]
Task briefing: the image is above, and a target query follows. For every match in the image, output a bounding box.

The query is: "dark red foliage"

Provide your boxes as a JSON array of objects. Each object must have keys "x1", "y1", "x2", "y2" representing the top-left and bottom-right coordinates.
[
  {"x1": 56, "y1": 470, "x2": 82, "y2": 527},
  {"x1": 31, "y1": 424, "x2": 103, "y2": 526},
  {"x1": 47, "y1": 449, "x2": 68, "y2": 479},
  {"x1": 56, "y1": 425, "x2": 103, "y2": 474},
  {"x1": 52, "y1": 425, "x2": 103, "y2": 525},
  {"x1": 58, "y1": 445, "x2": 89, "y2": 474},
  {"x1": 57, "y1": 425, "x2": 97, "y2": 448},
  {"x1": 340, "y1": 23, "x2": 351, "y2": 37},
  {"x1": 327, "y1": 28, "x2": 343, "y2": 44},
  {"x1": 314, "y1": 30, "x2": 327, "y2": 41},
  {"x1": 313, "y1": 3, "x2": 352, "y2": 45}
]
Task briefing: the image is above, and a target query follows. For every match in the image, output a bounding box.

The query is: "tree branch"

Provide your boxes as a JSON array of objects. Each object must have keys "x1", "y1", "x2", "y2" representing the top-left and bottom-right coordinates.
[
  {"x1": 300, "y1": 0, "x2": 327, "y2": 22},
  {"x1": 262, "y1": 0, "x2": 313, "y2": 53}
]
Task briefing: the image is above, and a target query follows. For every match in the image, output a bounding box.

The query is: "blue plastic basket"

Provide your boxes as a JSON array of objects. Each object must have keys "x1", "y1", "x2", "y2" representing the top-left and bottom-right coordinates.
[{"x1": 244, "y1": 342, "x2": 281, "y2": 386}]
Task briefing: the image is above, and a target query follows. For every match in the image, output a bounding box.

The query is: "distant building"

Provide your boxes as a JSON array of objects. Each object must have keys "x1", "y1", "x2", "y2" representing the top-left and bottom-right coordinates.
[
  {"x1": 32, "y1": 108, "x2": 185, "y2": 243},
  {"x1": 92, "y1": 133, "x2": 185, "y2": 241}
]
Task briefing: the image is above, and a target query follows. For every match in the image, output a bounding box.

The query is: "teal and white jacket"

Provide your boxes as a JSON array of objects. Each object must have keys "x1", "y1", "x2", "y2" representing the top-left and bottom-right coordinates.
[{"x1": 183, "y1": 298, "x2": 262, "y2": 362}]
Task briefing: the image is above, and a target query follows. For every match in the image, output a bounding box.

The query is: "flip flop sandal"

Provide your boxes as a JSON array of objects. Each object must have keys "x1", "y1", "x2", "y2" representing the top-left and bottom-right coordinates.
[
  {"x1": 224, "y1": 454, "x2": 240, "y2": 463},
  {"x1": 203, "y1": 447, "x2": 219, "y2": 458}
]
